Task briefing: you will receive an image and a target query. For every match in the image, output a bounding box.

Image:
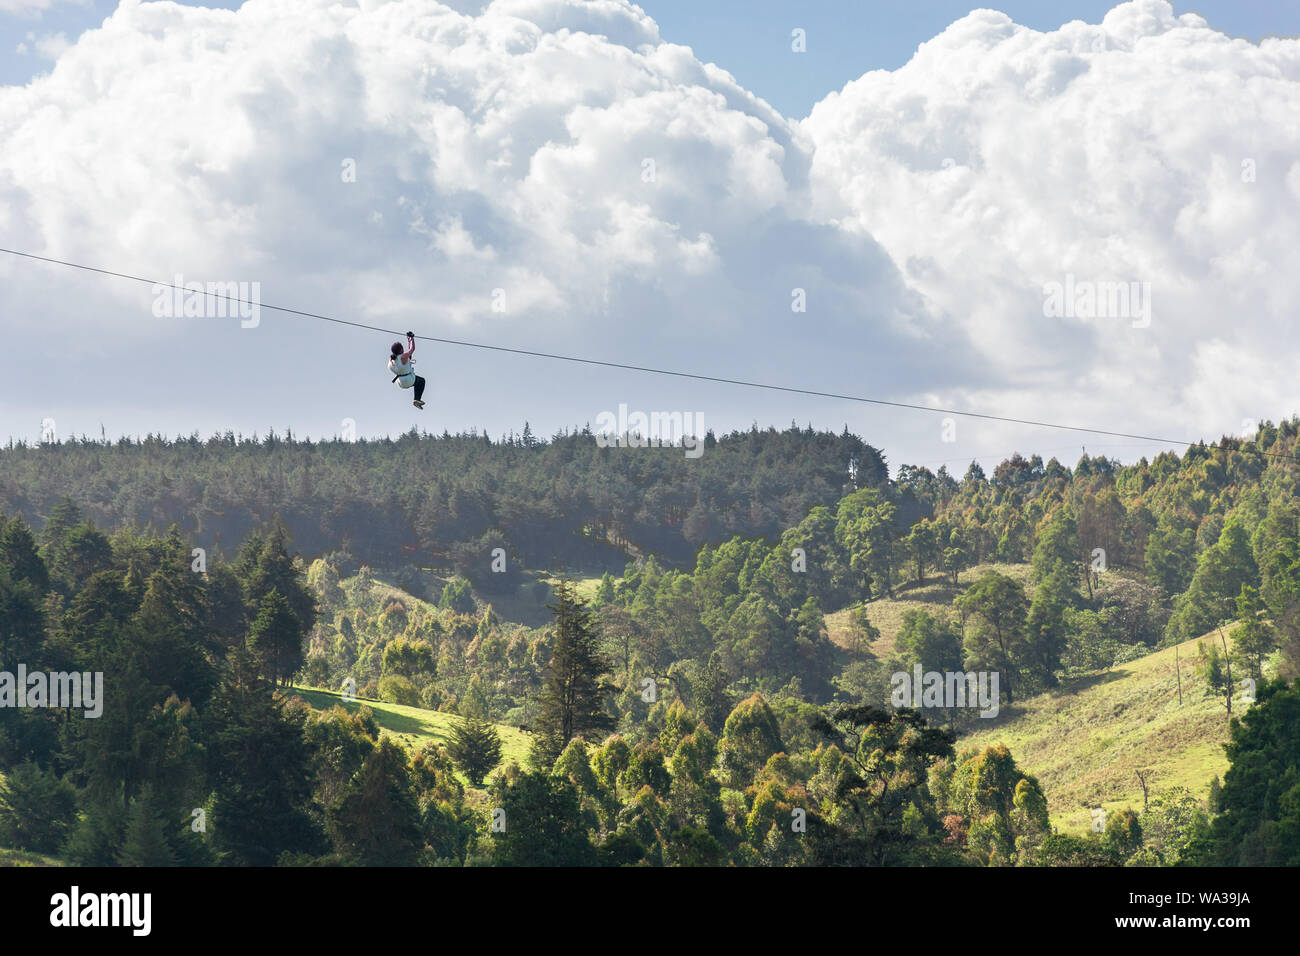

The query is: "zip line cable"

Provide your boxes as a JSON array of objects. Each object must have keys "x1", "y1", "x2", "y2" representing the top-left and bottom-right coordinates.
[{"x1": 3, "y1": 245, "x2": 1295, "y2": 463}]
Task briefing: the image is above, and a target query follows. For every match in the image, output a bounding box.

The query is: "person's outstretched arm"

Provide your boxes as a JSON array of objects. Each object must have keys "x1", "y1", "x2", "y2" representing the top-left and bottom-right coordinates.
[{"x1": 405, "y1": 331, "x2": 416, "y2": 360}]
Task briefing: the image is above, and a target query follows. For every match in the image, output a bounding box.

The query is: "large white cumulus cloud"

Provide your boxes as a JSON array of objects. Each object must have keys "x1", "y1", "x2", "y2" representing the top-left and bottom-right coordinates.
[
  {"x1": 0, "y1": 0, "x2": 1297, "y2": 469},
  {"x1": 804, "y1": 0, "x2": 1300, "y2": 452},
  {"x1": 0, "y1": 0, "x2": 936, "y2": 429}
]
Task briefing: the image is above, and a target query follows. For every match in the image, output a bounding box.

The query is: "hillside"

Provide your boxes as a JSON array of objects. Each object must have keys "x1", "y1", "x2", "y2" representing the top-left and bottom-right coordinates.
[
  {"x1": 289, "y1": 687, "x2": 531, "y2": 774},
  {"x1": 0, "y1": 848, "x2": 63, "y2": 867},
  {"x1": 958, "y1": 630, "x2": 1242, "y2": 834},
  {"x1": 345, "y1": 558, "x2": 1233, "y2": 836},
  {"x1": 3, "y1": 421, "x2": 1300, "y2": 867},
  {"x1": 340, "y1": 525, "x2": 1258, "y2": 843},
  {"x1": 825, "y1": 563, "x2": 1034, "y2": 658},
  {"x1": 824, "y1": 563, "x2": 1243, "y2": 836}
]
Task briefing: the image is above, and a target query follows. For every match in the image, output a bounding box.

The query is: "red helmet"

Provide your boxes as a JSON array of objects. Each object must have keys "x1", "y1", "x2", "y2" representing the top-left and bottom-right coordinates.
[{"x1": 391, "y1": 342, "x2": 403, "y2": 356}]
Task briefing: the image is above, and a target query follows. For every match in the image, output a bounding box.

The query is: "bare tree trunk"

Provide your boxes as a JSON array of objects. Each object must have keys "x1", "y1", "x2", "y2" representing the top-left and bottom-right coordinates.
[
  {"x1": 1175, "y1": 644, "x2": 1183, "y2": 705},
  {"x1": 1217, "y1": 625, "x2": 1233, "y2": 717}
]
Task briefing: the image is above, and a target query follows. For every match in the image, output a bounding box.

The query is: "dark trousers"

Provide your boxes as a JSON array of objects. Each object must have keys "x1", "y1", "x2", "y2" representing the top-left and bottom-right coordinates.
[{"x1": 414, "y1": 376, "x2": 426, "y2": 401}]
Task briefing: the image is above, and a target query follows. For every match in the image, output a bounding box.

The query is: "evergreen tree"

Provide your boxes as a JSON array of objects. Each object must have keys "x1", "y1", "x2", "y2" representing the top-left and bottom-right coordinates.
[
  {"x1": 247, "y1": 588, "x2": 304, "y2": 687},
  {"x1": 0, "y1": 516, "x2": 49, "y2": 593},
  {"x1": 204, "y1": 651, "x2": 323, "y2": 865},
  {"x1": 533, "y1": 582, "x2": 613, "y2": 765},
  {"x1": 490, "y1": 770, "x2": 597, "y2": 866},
  {"x1": 439, "y1": 578, "x2": 477, "y2": 615},
  {"x1": 242, "y1": 524, "x2": 317, "y2": 639},
  {"x1": 134, "y1": 535, "x2": 216, "y2": 706},
  {"x1": 58, "y1": 523, "x2": 114, "y2": 589},
  {"x1": 327, "y1": 737, "x2": 423, "y2": 866},
  {"x1": 1187, "y1": 680, "x2": 1300, "y2": 865},
  {"x1": 62, "y1": 798, "x2": 127, "y2": 866},
  {"x1": 0, "y1": 565, "x2": 45, "y2": 666},
  {"x1": 38, "y1": 499, "x2": 83, "y2": 591},
  {"x1": 446, "y1": 716, "x2": 503, "y2": 786},
  {"x1": 0, "y1": 761, "x2": 77, "y2": 854},
  {"x1": 117, "y1": 786, "x2": 177, "y2": 866}
]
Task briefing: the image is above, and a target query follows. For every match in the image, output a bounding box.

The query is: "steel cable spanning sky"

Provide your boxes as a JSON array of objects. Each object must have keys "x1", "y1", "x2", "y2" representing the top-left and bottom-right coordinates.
[{"x1": 2, "y1": 245, "x2": 1293, "y2": 463}]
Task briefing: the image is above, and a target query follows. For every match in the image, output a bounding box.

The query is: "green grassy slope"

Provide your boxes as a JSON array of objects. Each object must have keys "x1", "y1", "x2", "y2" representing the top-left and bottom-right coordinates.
[
  {"x1": 540, "y1": 574, "x2": 603, "y2": 603},
  {"x1": 358, "y1": 567, "x2": 562, "y2": 628},
  {"x1": 0, "y1": 848, "x2": 63, "y2": 867},
  {"x1": 958, "y1": 631, "x2": 1241, "y2": 834},
  {"x1": 824, "y1": 564, "x2": 1242, "y2": 835},
  {"x1": 825, "y1": 563, "x2": 1034, "y2": 658},
  {"x1": 289, "y1": 687, "x2": 532, "y2": 771}
]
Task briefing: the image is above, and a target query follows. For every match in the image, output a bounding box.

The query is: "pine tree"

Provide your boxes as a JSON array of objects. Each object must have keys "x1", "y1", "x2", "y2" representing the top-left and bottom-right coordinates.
[
  {"x1": 0, "y1": 565, "x2": 45, "y2": 665},
  {"x1": 247, "y1": 588, "x2": 303, "y2": 687},
  {"x1": 117, "y1": 787, "x2": 177, "y2": 866},
  {"x1": 533, "y1": 582, "x2": 613, "y2": 766},
  {"x1": 0, "y1": 761, "x2": 77, "y2": 854},
  {"x1": 0, "y1": 516, "x2": 49, "y2": 593},
  {"x1": 205, "y1": 650, "x2": 322, "y2": 865},
  {"x1": 1189, "y1": 681, "x2": 1300, "y2": 865},
  {"x1": 134, "y1": 535, "x2": 215, "y2": 706},
  {"x1": 446, "y1": 716, "x2": 503, "y2": 786},
  {"x1": 327, "y1": 737, "x2": 423, "y2": 866},
  {"x1": 242, "y1": 524, "x2": 317, "y2": 638}
]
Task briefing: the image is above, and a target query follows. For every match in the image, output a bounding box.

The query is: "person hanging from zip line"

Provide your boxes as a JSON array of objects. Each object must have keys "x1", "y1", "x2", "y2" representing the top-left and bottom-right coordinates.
[{"x1": 389, "y1": 331, "x2": 426, "y2": 409}]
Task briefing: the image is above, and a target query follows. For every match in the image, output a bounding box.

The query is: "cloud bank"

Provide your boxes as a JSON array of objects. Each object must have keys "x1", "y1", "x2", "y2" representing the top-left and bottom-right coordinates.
[
  {"x1": 0, "y1": 0, "x2": 1297, "y2": 470},
  {"x1": 804, "y1": 1, "x2": 1300, "y2": 453}
]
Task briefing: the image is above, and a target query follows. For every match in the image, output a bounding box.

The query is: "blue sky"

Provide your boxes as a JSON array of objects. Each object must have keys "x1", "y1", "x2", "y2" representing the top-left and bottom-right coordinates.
[
  {"x1": 5, "y1": 1, "x2": 1298, "y2": 117},
  {"x1": 644, "y1": 0, "x2": 1300, "y2": 116},
  {"x1": 2, "y1": 1, "x2": 1299, "y2": 474}
]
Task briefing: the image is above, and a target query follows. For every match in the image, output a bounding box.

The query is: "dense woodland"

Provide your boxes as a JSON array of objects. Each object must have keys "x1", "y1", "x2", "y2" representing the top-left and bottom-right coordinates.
[
  {"x1": 1, "y1": 421, "x2": 1299, "y2": 865},
  {"x1": 0, "y1": 425, "x2": 885, "y2": 578}
]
